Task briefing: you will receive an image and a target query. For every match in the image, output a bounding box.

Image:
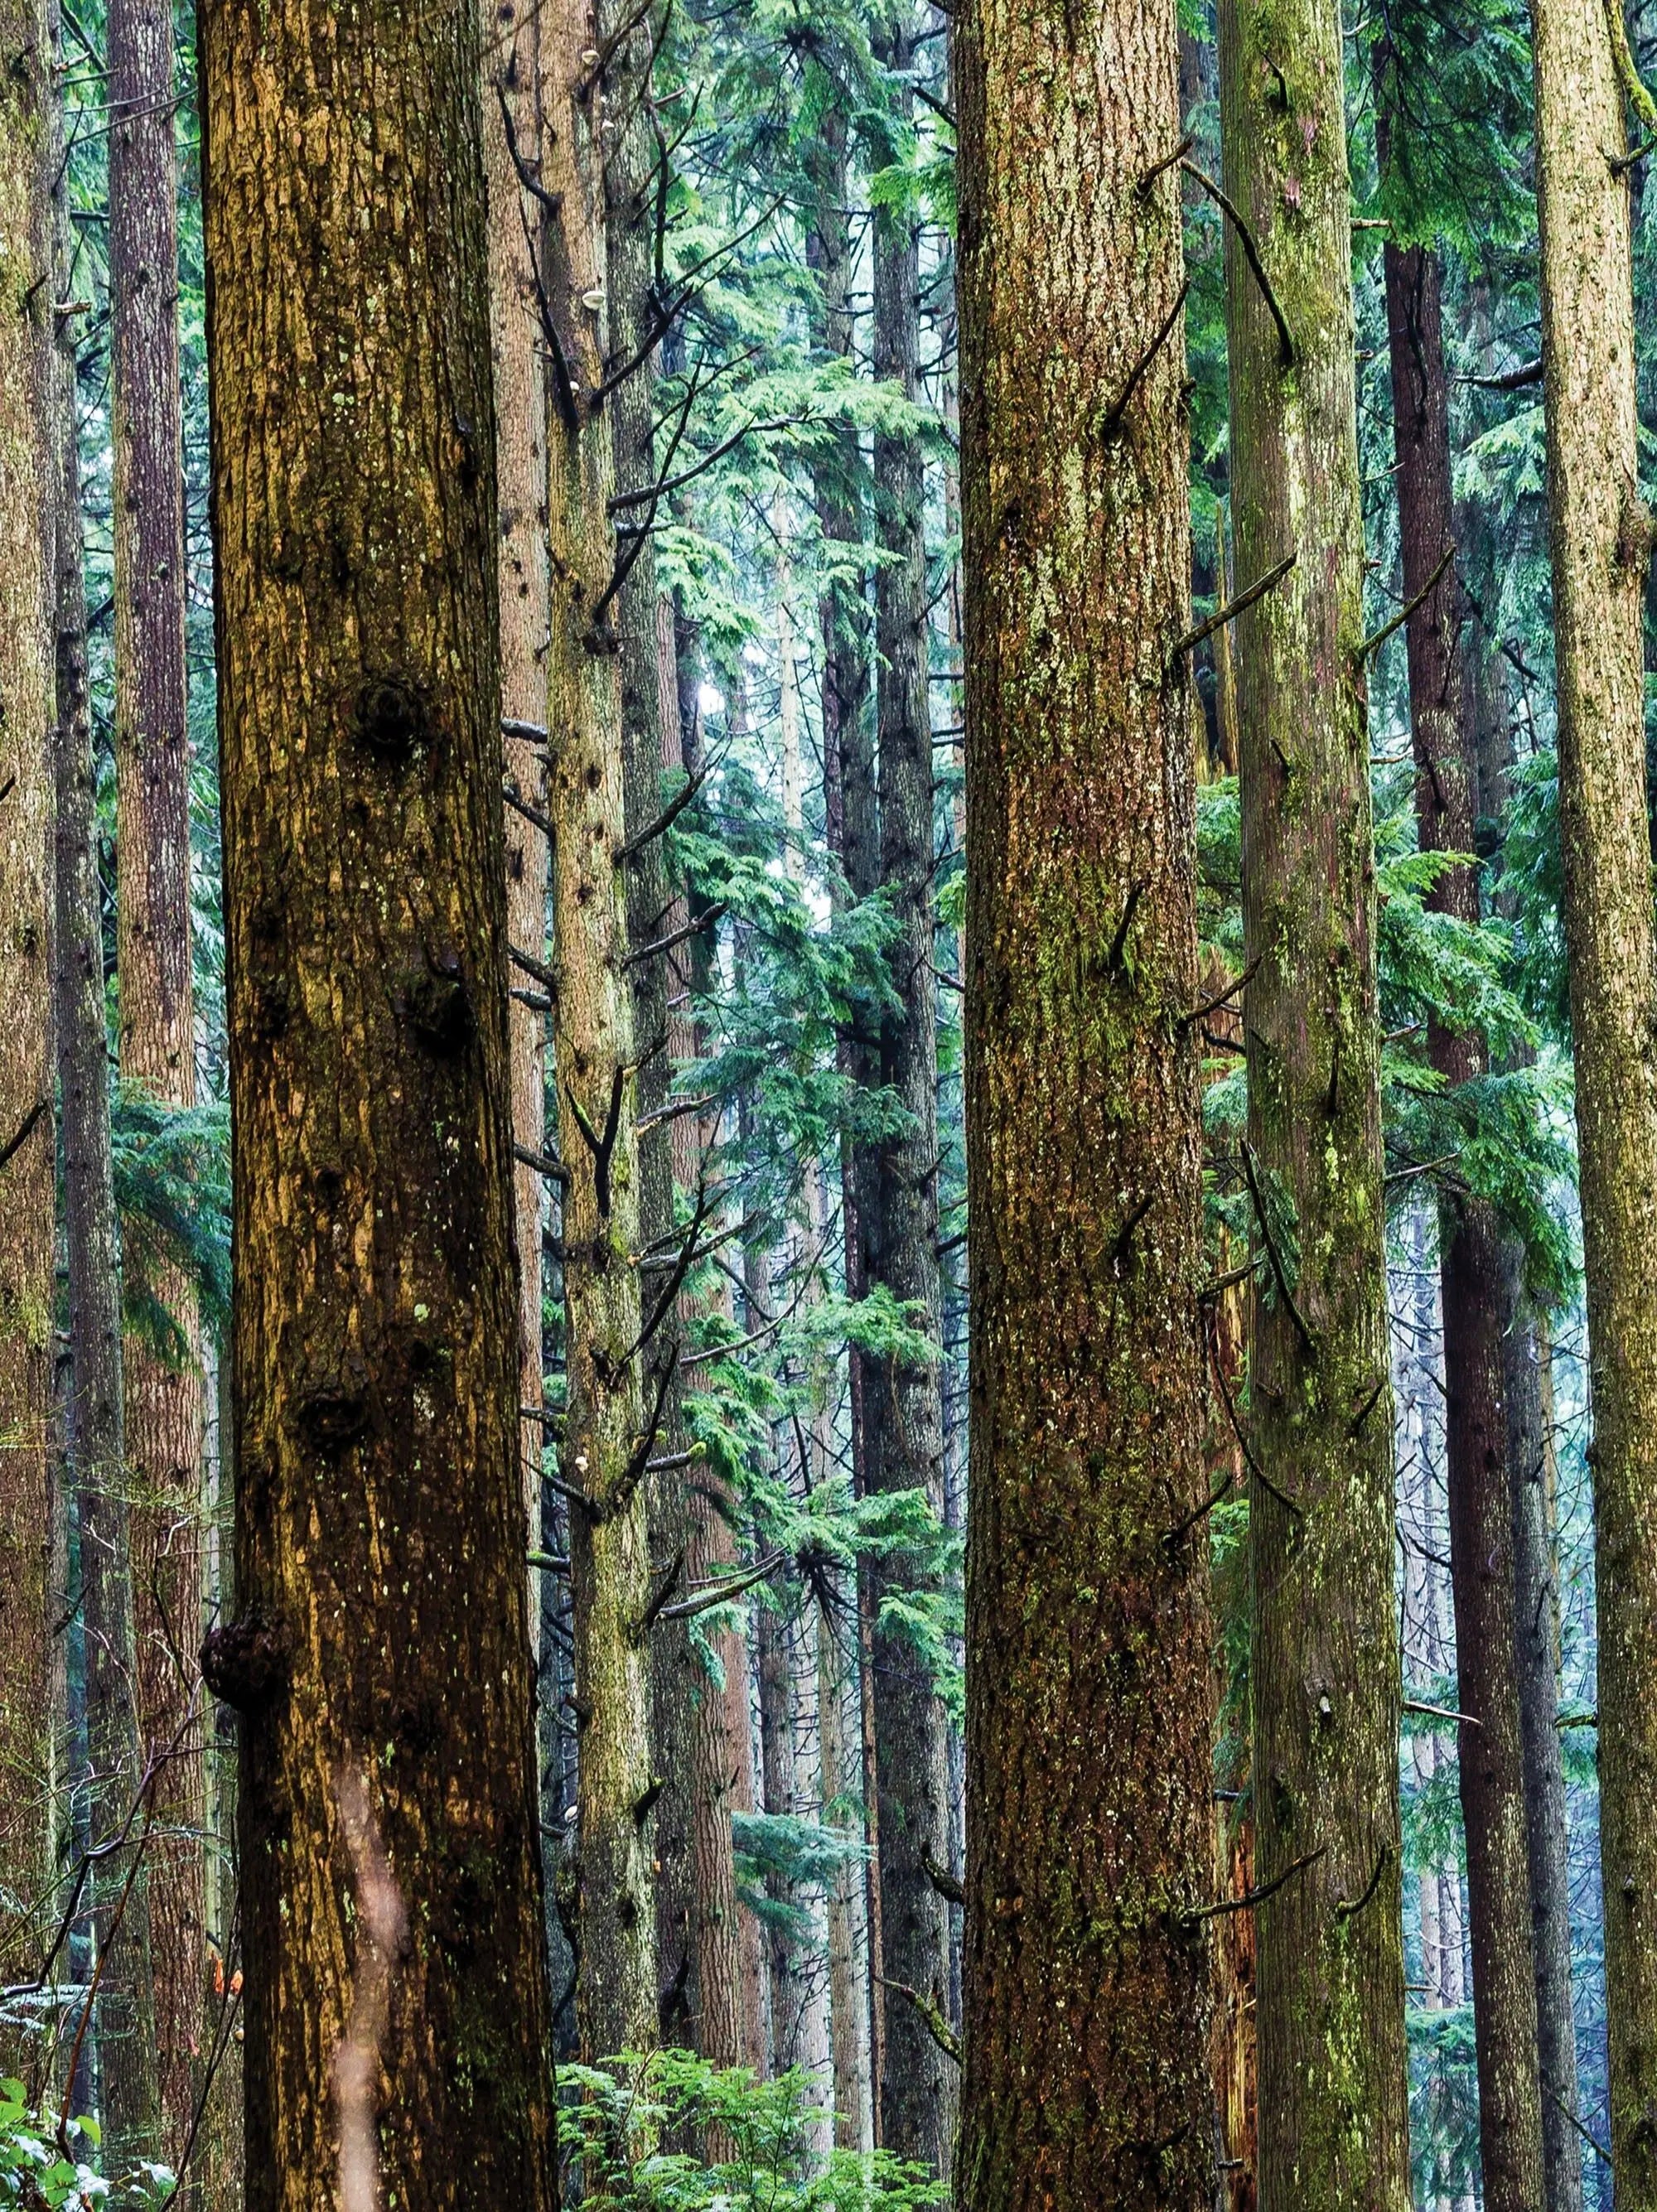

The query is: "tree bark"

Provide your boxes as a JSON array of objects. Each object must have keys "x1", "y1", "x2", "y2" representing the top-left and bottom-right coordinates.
[
  {"x1": 1505, "y1": 1270, "x2": 1584, "y2": 2212},
  {"x1": 108, "y1": 0, "x2": 207, "y2": 2152},
  {"x1": 806, "y1": 110, "x2": 882, "y2": 2141},
  {"x1": 599, "y1": 0, "x2": 700, "y2": 2045},
  {"x1": 819, "y1": 1572, "x2": 872, "y2": 2150},
  {"x1": 868, "y1": 10, "x2": 954, "y2": 2171},
  {"x1": 197, "y1": 0, "x2": 558, "y2": 2199},
  {"x1": 539, "y1": 0, "x2": 660, "y2": 2065},
  {"x1": 1530, "y1": 3, "x2": 1657, "y2": 2199},
  {"x1": 50, "y1": 108, "x2": 163, "y2": 2167},
  {"x1": 955, "y1": 1, "x2": 1215, "y2": 2201},
  {"x1": 1218, "y1": 4, "x2": 1413, "y2": 2204},
  {"x1": 0, "y1": 0, "x2": 56, "y2": 2015},
  {"x1": 1382, "y1": 236, "x2": 1545, "y2": 2212},
  {"x1": 663, "y1": 609, "x2": 767, "y2": 2073},
  {"x1": 480, "y1": 0, "x2": 552, "y2": 1669}
]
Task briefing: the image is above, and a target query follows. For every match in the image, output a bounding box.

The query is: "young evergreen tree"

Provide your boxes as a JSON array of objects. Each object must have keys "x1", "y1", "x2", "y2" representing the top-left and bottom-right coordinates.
[
  {"x1": 1217, "y1": 1, "x2": 1411, "y2": 2202},
  {"x1": 540, "y1": 0, "x2": 661, "y2": 2064},
  {"x1": 954, "y1": 0, "x2": 1215, "y2": 2200},
  {"x1": 1531, "y1": 2, "x2": 1657, "y2": 2197},
  {"x1": 1380, "y1": 234, "x2": 1544, "y2": 2212},
  {"x1": 107, "y1": 0, "x2": 207, "y2": 2146},
  {"x1": 0, "y1": 0, "x2": 56, "y2": 2002},
  {"x1": 196, "y1": 0, "x2": 559, "y2": 2198}
]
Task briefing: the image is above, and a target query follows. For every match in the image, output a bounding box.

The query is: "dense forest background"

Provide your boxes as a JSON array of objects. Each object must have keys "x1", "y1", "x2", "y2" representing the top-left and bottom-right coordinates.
[{"x1": 0, "y1": 0, "x2": 1651, "y2": 2205}]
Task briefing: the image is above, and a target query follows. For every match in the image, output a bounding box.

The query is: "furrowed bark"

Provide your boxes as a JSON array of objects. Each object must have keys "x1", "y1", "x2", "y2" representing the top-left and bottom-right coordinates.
[
  {"x1": 540, "y1": 0, "x2": 659, "y2": 2065},
  {"x1": 108, "y1": 0, "x2": 206, "y2": 2149},
  {"x1": 955, "y1": 0, "x2": 1215, "y2": 2200},
  {"x1": 1219, "y1": 2, "x2": 1412, "y2": 2203},
  {"x1": 1382, "y1": 235, "x2": 1544, "y2": 2212},
  {"x1": 0, "y1": 0, "x2": 56, "y2": 2015},
  {"x1": 869, "y1": 6, "x2": 954, "y2": 2171},
  {"x1": 481, "y1": 0, "x2": 552, "y2": 1655},
  {"x1": 1530, "y1": 2, "x2": 1657, "y2": 2198},
  {"x1": 197, "y1": 0, "x2": 559, "y2": 2198}
]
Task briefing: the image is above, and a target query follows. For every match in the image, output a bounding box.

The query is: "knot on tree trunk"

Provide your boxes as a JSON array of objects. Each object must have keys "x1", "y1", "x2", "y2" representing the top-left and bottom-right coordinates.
[{"x1": 200, "y1": 1615, "x2": 291, "y2": 1715}]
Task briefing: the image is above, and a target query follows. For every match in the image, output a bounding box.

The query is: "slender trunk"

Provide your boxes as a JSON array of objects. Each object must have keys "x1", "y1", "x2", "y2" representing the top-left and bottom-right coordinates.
[
  {"x1": 669, "y1": 614, "x2": 767, "y2": 2072},
  {"x1": 868, "y1": 12, "x2": 953, "y2": 2171},
  {"x1": 819, "y1": 1572, "x2": 872, "y2": 2150},
  {"x1": 46, "y1": 20, "x2": 162, "y2": 2155},
  {"x1": 0, "y1": 0, "x2": 56, "y2": 2013},
  {"x1": 955, "y1": 0, "x2": 1215, "y2": 2200},
  {"x1": 1465, "y1": 500, "x2": 1585, "y2": 2212},
  {"x1": 1531, "y1": 7, "x2": 1657, "y2": 2198},
  {"x1": 197, "y1": 0, "x2": 558, "y2": 2197},
  {"x1": 599, "y1": 0, "x2": 698, "y2": 2041},
  {"x1": 756, "y1": 1558, "x2": 800, "y2": 2074},
  {"x1": 1505, "y1": 1274, "x2": 1584, "y2": 2212},
  {"x1": 1218, "y1": 3, "x2": 1412, "y2": 2203},
  {"x1": 539, "y1": 0, "x2": 659, "y2": 2064},
  {"x1": 480, "y1": 0, "x2": 552, "y2": 1661},
  {"x1": 807, "y1": 120, "x2": 882, "y2": 2142},
  {"x1": 108, "y1": 0, "x2": 207, "y2": 2149},
  {"x1": 1382, "y1": 236, "x2": 1545, "y2": 2212}
]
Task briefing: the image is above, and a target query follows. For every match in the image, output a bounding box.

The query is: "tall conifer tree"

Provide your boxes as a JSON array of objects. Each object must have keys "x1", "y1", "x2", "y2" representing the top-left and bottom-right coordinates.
[
  {"x1": 955, "y1": 0, "x2": 1215, "y2": 2199},
  {"x1": 197, "y1": 0, "x2": 559, "y2": 2197},
  {"x1": 1532, "y1": 2, "x2": 1657, "y2": 2197},
  {"x1": 1218, "y1": 0, "x2": 1412, "y2": 2200}
]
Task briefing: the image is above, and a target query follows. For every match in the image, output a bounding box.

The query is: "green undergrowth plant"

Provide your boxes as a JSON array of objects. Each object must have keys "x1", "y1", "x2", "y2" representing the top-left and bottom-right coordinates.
[{"x1": 558, "y1": 2050, "x2": 945, "y2": 2212}]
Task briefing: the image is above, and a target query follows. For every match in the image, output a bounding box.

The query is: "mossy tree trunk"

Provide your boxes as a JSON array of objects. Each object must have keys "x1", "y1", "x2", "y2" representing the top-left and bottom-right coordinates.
[
  {"x1": 869, "y1": 6, "x2": 953, "y2": 2170},
  {"x1": 955, "y1": 0, "x2": 1215, "y2": 2200},
  {"x1": 1382, "y1": 236, "x2": 1545, "y2": 2212},
  {"x1": 197, "y1": 0, "x2": 558, "y2": 2199},
  {"x1": 108, "y1": 0, "x2": 207, "y2": 2151},
  {"x1": 1218, "y1": 3, "x2": 1412, "y2": 2203},
  {"x1": 540, "y1": 0, "x2": 660, "y2": 2065},
  {"x1": 0, "y1": 0, "x2": 56, "y2": 2014},
  {"x1": 1531, "y1": 2, "x2": 1657, "y2": 2196}
]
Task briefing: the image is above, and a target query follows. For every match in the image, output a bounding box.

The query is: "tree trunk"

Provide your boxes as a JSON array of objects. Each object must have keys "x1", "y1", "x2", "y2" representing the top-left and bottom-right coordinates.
[
  {"x1": 806, "y1": 111, "x2": 882, "y2": 2142},
  {"x1": 868, "y1": 10, "x2": 954, "y2": 2172},
  {"x1": 197, "y1": 0, "x2": 559, "y2": 2198},
  {"x1": 1465, "y1": 484, "x2": 1586, "y2": 2212},
  {"x1": 0, "y1": 0, "x2": 56, "y2": 2014},
  {"x1": 480, "y1": 0, "x2": 552, "y2": 1670},
  {"x1": 1505, "y1": 1269, "x2": 1584, "y2": 2212},
  {"x1": 44, "y1": 10, "x2": 163, "y2": 2154},
  {"x1": 955, "y1": 0, "x2": 1215, "y2": 2201},
  {"x1": 1531, "y1": 6, "x2": 1657, "y2": 2199},
  {"x1": 756, "y1": 1517, "x2": 802, "y2": 2076},
  {"x1": 108, "y1": 0, "x2": 207, "y2": 2152},
  {"x1": 1218, "y1": 3, "x2": 1413, "y2": 2204},
  {"x1": 666, "y1": 613, "x2": 767, "y2": 2073},
  {"x1": 1382, "y1": 235, "x2": 1545, "y2": 2212},
  {"x1": 599, "y1": 0, "x2": 700, "y2": 2045},
  {"x1": 539, "y1": 0, "x2": 660, "y2": 2065},
  {"x1": 819, "y1": 1572, "x2": 872, "y2": 2150}
]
